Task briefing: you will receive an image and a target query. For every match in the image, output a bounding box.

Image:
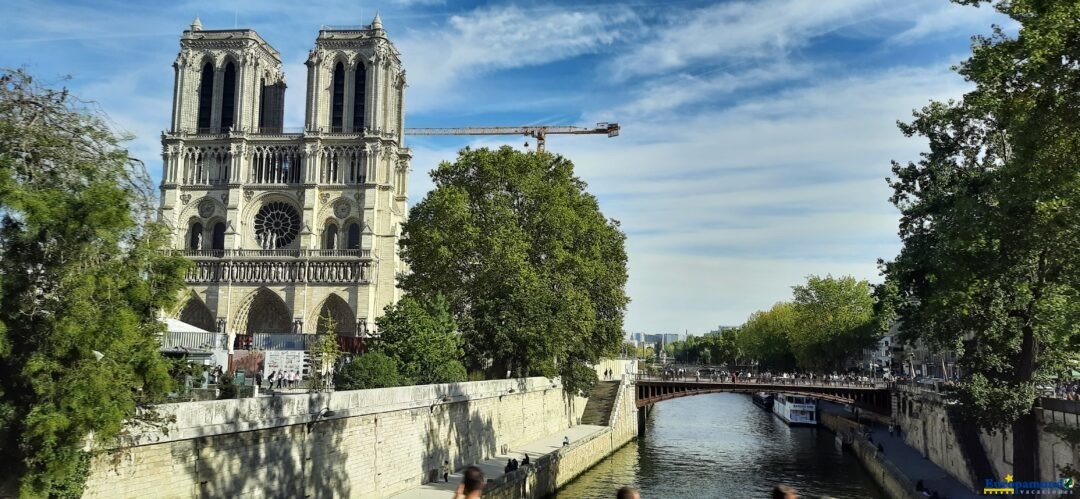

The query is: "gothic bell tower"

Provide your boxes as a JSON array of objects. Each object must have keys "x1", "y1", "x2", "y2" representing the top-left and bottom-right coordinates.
[{"x1": 159, "y1": 15, "x2": 409, "y2": 353}]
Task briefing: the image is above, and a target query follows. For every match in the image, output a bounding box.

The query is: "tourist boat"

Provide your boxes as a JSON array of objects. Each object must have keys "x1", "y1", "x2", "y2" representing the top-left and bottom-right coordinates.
[
  {"x1": 772, "y1": 393, "x2": 818, "y2": 426},
  {"x1": 752, "y1": 392, "x2": 774, "y2": 411}
]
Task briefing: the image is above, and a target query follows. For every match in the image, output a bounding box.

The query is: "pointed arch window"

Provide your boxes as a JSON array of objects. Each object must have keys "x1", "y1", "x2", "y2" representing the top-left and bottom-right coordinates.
[
  {"x1": 211, "y1": 222, "x2": 226, "y2": 251},
  {"x1": 353, "y1": 61, "x2": 366, "y2": 131},
  {"x1": 220, "y1": 62, "x2": 236, "y2": 131},
  {"x1": 197, "y1": 63, "x2": 214, "y2": 131},
  {"x1": 324, "y1": 224, "x2": 338, "y2": 250},
  {"x1": 346, "y1": 223, "x2": 360, "y2": 250},
  {"x1": 189, "y1": 222, "x2": 204, "y2": 250},
  {"x1": 331, "y1": 62, "x2": 345, "y2": 132}
]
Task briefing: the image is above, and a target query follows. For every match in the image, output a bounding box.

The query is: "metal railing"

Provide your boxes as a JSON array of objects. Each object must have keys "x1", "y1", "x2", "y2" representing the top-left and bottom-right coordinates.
[
  {"x1": 634, "y1": 372, "x2": 886, "y2": 389},
  {"x1": 320, "y1": 24, "x2": 372, "y2": 31},
  {"x1": 161, "y1": 331, "x2": 227, "y2": 351},
  {"x1": 170, "y1": 249, "x2": 371, "y2": 258}
]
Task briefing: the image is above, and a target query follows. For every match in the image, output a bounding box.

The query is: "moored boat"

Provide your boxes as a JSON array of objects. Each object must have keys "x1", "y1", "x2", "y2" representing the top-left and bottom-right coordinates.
[
  {"x1": 752, "y1": 392, "x2": 774, "y2": 411},
  {"x1": 772, "y1": 393, "x2": 817, "y2": 425}
]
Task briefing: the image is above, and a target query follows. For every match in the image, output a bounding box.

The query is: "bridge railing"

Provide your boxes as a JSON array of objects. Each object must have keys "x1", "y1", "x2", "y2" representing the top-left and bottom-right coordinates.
[{"x1": 634, "y1": 373, "x2": 885, "y2": 389}]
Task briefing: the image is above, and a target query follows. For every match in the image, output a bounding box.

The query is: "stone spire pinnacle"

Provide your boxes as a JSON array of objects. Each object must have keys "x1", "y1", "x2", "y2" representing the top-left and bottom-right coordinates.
[
  {"x1": 371, "y1": 12, "x2": 383, "y2": 30},
  {"x1": 190, "y1": 16, "x2": 203, "y2": 31}
]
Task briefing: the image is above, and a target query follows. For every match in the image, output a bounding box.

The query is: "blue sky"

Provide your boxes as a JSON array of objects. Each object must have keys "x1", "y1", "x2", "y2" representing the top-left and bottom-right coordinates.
[{"x1": 2, "y1": 0, "x2": 1012, "y2": 333}]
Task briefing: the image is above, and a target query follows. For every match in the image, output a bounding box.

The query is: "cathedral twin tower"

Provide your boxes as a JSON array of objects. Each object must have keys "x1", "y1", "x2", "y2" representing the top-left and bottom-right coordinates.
[{"x1": 160, "y1": 15, "x2": 408, "y2": 342}]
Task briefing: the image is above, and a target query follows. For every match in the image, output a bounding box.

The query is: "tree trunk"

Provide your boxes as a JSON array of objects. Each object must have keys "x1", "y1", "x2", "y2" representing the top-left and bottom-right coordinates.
[
  {"x1": 1012, "y1": 411, "x2": 1038, "y2": 482},
  {"x1": 1013, "y1": 322, "x2": 1039, "y2": 481}
]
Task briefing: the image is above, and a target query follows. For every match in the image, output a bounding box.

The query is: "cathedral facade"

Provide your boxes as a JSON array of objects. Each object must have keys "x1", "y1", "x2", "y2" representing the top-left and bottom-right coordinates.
[{"x1": 159, "y1": 15, "x2": 409, "y2": 344}]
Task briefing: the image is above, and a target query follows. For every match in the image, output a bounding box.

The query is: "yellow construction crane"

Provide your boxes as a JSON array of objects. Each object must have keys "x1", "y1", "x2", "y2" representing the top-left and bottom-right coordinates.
[{"x1": 404, "y1": 122, "x2": 620, "y2": 153}]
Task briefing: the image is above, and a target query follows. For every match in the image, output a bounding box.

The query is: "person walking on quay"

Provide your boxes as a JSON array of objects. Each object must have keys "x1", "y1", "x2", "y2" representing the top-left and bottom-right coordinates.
[
  {"x1": 504, "y1": 459, "x2": 513, "y2": 474},
  {"x1": 441, "y1": 460, "x2": 451, "y2": 483},
  {"x1": 563, "y1": 436, "x2": 570, "y2": 446},
  {"x1": 454, "y1": 466, "x2": 485, "y2": 499},
  {"x1": 521, "y1": 454, "x2": 530, "y2": 467},
  {"x1": 616, "y1": 486, "x2": 640, "y2": 499},
  {"x1": 254, "y1": 370, "x2": 263, "y2": 390},
  {"x1": 266, "y1": 370, "x2": 276, "y2": 390}
]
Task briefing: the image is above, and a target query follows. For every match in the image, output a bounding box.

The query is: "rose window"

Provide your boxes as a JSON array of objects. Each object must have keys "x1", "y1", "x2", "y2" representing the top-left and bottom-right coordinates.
[{"x1": 253, "y1": 201, "x2": 301, "y2": 249}]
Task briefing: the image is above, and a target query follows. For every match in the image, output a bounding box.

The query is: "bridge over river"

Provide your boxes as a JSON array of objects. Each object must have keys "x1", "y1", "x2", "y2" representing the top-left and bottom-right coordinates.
[{"x1": 633, "y1": 374, "x2": 892, "y2": 427}]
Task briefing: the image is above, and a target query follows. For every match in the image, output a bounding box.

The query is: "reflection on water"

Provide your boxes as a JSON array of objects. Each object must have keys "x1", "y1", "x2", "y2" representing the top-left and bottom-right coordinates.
[{"x1": 555, "y1": 393, "x2": 884, "y2": 498}]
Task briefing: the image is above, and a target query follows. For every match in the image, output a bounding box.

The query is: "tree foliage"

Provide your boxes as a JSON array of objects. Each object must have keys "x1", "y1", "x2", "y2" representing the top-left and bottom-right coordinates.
[
  {"x1": 335, "y1": 352, "x2": 405, "y2": 390},
  {"x1": 788, "y1": 275, "x2": 877, "y2": 370},
  {"x1": 736, "y1": 303, "x2": 799, "y2": 370},
  {"x1": 398, "y1": 147, "x2": 629, "y2": 393},
  {"x1": 731, "y1": 276, "x2": 878, "y2": 371},
  {"x1": 309, "y1": 314, "x2": 344, "y2": 391},
  {"x1": 374, "y1": 295, "x2": 467, "y2": 385},
  {"x1": 881, "y1": 0, "x2": 1080, "y2": 480},
  {"x1": 0, "y1": 69, "x2": 188, "y2": 496}
]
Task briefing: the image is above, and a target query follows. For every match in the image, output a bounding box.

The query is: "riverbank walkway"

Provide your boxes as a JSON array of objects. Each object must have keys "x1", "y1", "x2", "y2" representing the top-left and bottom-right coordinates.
[
  {"x1": 821, "y1": 403, "x2": 978, "y2": 498},
  {"x1": 389, "y1": 424, "x2": 606, "y2": 498},
  {"x1": 867, "y1": 423, "x2": 979, "y2": 499}
]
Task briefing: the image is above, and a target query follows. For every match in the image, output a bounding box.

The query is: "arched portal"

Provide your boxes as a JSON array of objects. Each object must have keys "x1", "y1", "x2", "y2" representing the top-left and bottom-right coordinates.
[
  {"x1": 315, "y1": 294, "x2": 356, "y2": 335},
  {"x1": 178, "y1": 292, "x2": 216, "y2": 332},
  {"x1": 239, "y1": 288, "x2": 292, "y2": 334}
]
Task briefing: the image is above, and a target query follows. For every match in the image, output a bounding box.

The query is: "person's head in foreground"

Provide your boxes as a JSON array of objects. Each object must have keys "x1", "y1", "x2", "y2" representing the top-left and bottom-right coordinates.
[
  {"x1": 461, "y1": 466, "x2": 484, "y2": 497},
  {"x1": 772, "y1": 484, "x2": 798, "y2": 499},
  {"x1": 617, "y1": 486, "x2": 640, "y2": 499}
]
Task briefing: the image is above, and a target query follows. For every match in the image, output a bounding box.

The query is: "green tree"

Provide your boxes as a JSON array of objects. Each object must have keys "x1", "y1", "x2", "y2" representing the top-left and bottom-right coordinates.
[
  {"x1": 0, "y1": 68, "x2": 188, "y2": 496},
  {"x1": 881, "y1": 0, "x2": 1080, "y2": 480},
  {"x1": 374, "y1": 295, "x2": 467, "y2": 385},
  {"x1": 788, "y1": 275, "x2": 877, "y2": 371},
  {"x1": 736, "y1": 303, "x2": 798, "y2": 370},
  {"x1": 335, "y1": 352, "x2": 405, "y2": 390},
  {"x1": 309, "y1": 314, "x2": 343, "y2": 391},
  {"x1": 398, "y1": 147, "x2": 629, "y2": 393}
]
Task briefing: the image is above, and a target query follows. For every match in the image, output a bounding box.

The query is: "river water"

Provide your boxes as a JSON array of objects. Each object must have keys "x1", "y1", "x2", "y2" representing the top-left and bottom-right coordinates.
[{"x1": 555, "y1": 393, "x2": 884, "y2": 498}]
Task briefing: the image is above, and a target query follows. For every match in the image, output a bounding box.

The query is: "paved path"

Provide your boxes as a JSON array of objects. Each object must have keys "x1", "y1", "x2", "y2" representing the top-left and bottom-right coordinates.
[
  {"x1": 821, "y1": 403, "x2": 978, "y2": 498},
  {"x1": 389, "y1": 424, "x2": 607, "y2": 499},
  {"x1": 868, "y1": 424, "x2": 979, "y2": 499}
]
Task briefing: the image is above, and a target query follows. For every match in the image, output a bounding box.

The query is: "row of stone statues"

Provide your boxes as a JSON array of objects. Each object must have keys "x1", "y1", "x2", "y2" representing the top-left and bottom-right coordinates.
[{"x1": 186, "y1": 261, "x2": 370, "y2": 283}]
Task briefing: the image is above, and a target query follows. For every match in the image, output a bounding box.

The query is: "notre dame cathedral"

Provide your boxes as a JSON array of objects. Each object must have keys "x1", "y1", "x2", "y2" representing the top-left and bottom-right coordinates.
[{"x1": 159, "y1": 15, "x2": 408, "y2": 344}]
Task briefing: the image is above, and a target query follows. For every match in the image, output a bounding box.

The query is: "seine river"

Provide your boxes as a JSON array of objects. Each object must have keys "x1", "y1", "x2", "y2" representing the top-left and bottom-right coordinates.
[{"x1": 555, "y1": 393, "x2": 884, "y2": 498}]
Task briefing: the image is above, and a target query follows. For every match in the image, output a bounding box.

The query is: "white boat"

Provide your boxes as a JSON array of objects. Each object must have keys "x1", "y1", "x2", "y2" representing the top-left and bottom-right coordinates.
[{"x1": 772, "y1": 393, "x2": 818, "y2": 426}]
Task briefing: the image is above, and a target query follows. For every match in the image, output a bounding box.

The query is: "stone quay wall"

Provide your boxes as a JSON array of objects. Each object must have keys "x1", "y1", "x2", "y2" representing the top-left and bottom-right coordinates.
[
  {"x1": 82, "y1": 378, "x2": 586, "y2": 498},
  {"x1": 820, "y1": 413, "x2": 923, "y2": 499},
  {"x1": 484, "y1": 378, "x2": 638, "y2": 499},
  {"x1": 894, "y1": 386, "x2": 1079, "y2": 487}
]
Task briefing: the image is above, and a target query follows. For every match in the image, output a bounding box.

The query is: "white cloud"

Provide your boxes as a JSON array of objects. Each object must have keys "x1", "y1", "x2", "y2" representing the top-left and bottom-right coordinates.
[
  {"x1": 397, "y1": 4, "x2": 640, "y2": 112},
  {"x1": 392, "y1": 0, "x2": 445, "y2": 5},
  {"x1": 609, "y1": 0, "x2": 881, "y2": 79},
  {"x1": 889, "y1": 2, "x2": 1011, "y2": 45}
]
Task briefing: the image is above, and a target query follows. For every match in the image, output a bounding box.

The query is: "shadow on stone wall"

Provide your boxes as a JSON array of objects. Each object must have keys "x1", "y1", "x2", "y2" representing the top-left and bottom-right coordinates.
[
  {"x1": 170, "y1": 393, "x2": 351, "y2": 498},
  {"x1": 421, "y1": 383, "x2": 501, "y2": 485}
]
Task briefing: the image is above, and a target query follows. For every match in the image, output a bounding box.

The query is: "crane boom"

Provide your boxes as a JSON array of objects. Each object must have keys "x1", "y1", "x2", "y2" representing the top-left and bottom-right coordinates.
[{"x1": 404, "y1": 122, "x2": 619, "y2": 152}]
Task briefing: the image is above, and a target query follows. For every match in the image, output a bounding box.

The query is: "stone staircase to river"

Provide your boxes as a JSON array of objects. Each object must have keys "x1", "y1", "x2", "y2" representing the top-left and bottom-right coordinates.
[{"x1": 580, "y1": 381, "x2": 621, "y2": 426}]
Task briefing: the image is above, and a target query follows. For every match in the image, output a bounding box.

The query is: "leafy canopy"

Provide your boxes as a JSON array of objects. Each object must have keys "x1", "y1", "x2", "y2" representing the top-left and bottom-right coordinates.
[
  {"x1": 881, "y1": 0, "x2": 1080, "y2": 480},
  {"x1": 336, "y1": 352, "x2": 406, "y2": 391},
  {"x1": 374, "y1": 295, "x2": 467, "y2": 385},
  {"x1": 0, "y1": 69, "x2": 188, "y2": 497},
  {"x1": 398, "y1": 147, "x2": 629, "y2": 393}
]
